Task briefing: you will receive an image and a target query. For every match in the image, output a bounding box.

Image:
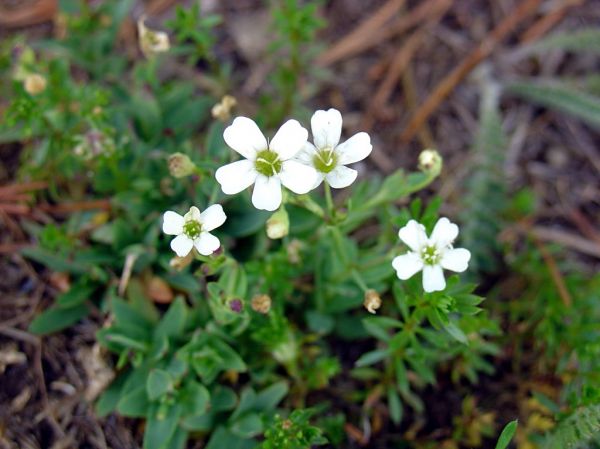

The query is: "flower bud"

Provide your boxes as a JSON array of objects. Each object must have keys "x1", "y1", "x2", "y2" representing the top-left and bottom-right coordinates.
[
  {"x1": 228, "y1": 298, "x2": 244, "y2": 313},
  {"x1": 271, "y1": 331, "x2": 298, "y2": 364},
  {"x1": 168, "y1": 153, "x2": 197, "y2": 178},
  {"x1": 363, "y1": 289, "x2": 382, "y2": 314},
  {"x1": 169, "y1": 252, "x2": 193, "y2": 271},
  {"x1": 251, "y1": 294, "x2": 272, "y2": 314},
  {"x1": 137, "y1": 17, "x2": 170, "y2": 57},
  {"x1": 286, "y1": 239, "x2": 302, "y2": 264},
  {"x1": 211, "y1": 95, "x2": 237, "y2": 122},
  {"x1": 24, "y1": 73, "x2": 47, "y2": 95},
  {"x1": 266, "y1": 207, "x2": 289, "y2": 239},
  {"x1": 418, "y1": 149, "x2": 442, "y2": 176}
]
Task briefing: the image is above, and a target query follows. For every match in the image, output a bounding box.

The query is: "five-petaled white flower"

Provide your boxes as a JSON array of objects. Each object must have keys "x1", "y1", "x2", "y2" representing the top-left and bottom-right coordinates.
[
  {"x1": 163, "y1": 205, "x2": 226, "y2": 257},
  {"x1": 296, "y1": 108, "x2": 372, "y2": 188},
  {"x1": 392, "y1": 217, "x2": 471, "y2": 293},
  {"x1": 216, "y1": 117, "x2": 318, "y2": 211}
]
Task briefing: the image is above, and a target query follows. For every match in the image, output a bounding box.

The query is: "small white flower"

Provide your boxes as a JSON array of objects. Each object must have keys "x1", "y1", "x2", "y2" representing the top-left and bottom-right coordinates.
[
  {"x1": 162, "y1": 205, "x2": 226, "y2": 257},
  {"x1": 392, "y1": 217, "x2": 471, "y2": 293},
  {"x1": 296, "y1": 108, "x2": 372, "y2": 189},
  {"x1": 137, "y1": 16, "x2": 170, "y2": 57},
  {"x1": 215, "y1": 117, "x2": 318, "y2": 211}
]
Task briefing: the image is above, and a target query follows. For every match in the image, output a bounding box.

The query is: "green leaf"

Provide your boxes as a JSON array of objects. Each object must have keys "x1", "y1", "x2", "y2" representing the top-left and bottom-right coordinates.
[
  {"x1": 444, "y1": 321, "x2": 468, "y2": 344},
  {"x1": 144, "y1": 404, "x2": 182, "y2": 449},
  {"x1": 495, "y1": 420, "x2": 518, "y2": 449},
  {"x1": 96, "y1": 370, "x2": 129, "y2": 417},
  {"x1": 387, "y1": 387, "x2": 403, "y2": 424},
  {"x1": 508, "y1": 80, "x2": 600, "y2": 128},
  {"x1": 29, "y1": 303, "x2": 89, "y2": 335},
  {"x1": 254, "y1": 381, "x2": 289, "y2": 411},
  {"x1": 21, "y1": 247, "x2": 89, "y2": 275},
  {"x1": 533, "y1": 28, "x2": 600, "y2": 53},
  {"x1": 211, "y1": 386, "x2": 237, "y2": 412},
  {"x1": 230, "y1": 413, "x2": 263, "y2": 438},
  {"x1": 355, "y1": 349, "x2": 389, "y2": 367},
  {"x1": 55, "y1": 282, "x2": 96, "y2": 307},
  {"x1": 147, "y1": 369, "x2": 174, "y2": 401},
  {"x1": 117, "y1": 387, "x2": 149, "y2": 417},
  {"x1": 154, "y1": 298, "x2": 188, "y2": 340}
]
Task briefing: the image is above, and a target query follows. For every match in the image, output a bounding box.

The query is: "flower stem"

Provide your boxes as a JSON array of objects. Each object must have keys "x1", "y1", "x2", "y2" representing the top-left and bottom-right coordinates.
[{"x1": 324, "y1": 182, "x2": 335, "y2": 221}]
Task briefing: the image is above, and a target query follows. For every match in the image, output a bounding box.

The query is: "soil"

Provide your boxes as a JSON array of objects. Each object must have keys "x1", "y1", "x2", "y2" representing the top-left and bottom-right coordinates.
[{"x1": 1, "y1": 1, "x2": 599, "y2": 448}]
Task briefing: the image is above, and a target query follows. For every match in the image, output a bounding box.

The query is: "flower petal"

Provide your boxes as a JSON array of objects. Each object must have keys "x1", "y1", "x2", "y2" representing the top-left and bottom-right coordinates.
[
  {"x1": 325, "y1": 165, "x2": 357, "y2": 189},
  {"x1": 162, "y1": 211, "x2": 184, "y2": 235},
  {"x1": 252, "y1": 175, "x2": 282, "y2": 211},
  {"x1": 398, "y1": 220, "x2": 427, "y2": 252},
  {"x1": 170, "y1": 234, "x2": 194, "y2": 257},
  {"x1": 200, "y1": 204, "x2": 227, "y2": 232},
  {"x1": 295, "y1": 142, "x2": 317, "y2": 165},
  {"x1": 223, "y1": 116, "x2": 267, "y2": 160},
  {"x1": 440, "y1": 248, "x2": 471, "y2": 273},
  {"x1": 336, "y1": 132, "x2": 372, "y2": 165},
  {"x1": 194, "y1": 232, "x2": 220, "y2": 256},
  {"x1": 184, "y1": 206, "x2": 201, "y2": 222},
  {"x1": 392, "y1": 252, "x2": 424, "y2": 280},
  {"x1": 269, "y1": 119, "x2": 308, "y2": 160},
  {"x1": 422, "y1": 264, "x2": 446, "y2": 292},
  {"x1": 311, "y1": 108, "x2": 343, "y2": 149},
  {"x1": 215, "y1": 160, "x2": 257, "y2": 195},
  {"x1": 280, "y1": 160, "x2": 318, "y2": 194},
  {"x1": 430, "y1": 217, "x2": 459, "y2": 248}
]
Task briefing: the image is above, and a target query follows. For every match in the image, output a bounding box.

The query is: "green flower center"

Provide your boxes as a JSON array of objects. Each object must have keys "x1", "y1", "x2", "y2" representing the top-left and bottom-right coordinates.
[
  {"x1": 255, "y1": 149, "x2": 282, "y2": 177},
  {"x1": 183, "y1": 220, "x2": 202, "y2": 239},
  {"x1": 313, "y1": 147, "x2": 337, "y2": 174},
  {"x1": 420, "y1": 245, "x2": 441, "y2": 265}
]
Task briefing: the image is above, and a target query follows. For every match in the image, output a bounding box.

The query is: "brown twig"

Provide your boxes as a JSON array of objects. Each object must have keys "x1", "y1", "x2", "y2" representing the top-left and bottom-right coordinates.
[
  {"x1": 531, "y1": 236, "x2": 573, "y2": 307},
  {"x1": 532, "y1": 226, "x2": 600, "y2": 259},
  {"x1": 567, "y1": 209, "x2": 600, "y2": 246},
  {"x1": 317, "y1": 0, "x2": 449, "y2": 66},
  {"x1": 38, "y1": 199, "x2": 111, "y2": 214},
  {"x1": 520, "y1": 0, "x2": 584, "y2": 44},
  {"x1": 399, "y1": 0, "x2": 543, "y2": 144},
  {"x1": 0, "y1": 0, "x2": 57, "y2": 28},
  {"x1": 362, "y1": 30, "x2": 427, "y2": 131},
  {"x1": 0, "y1": 181, "x2": 48, "y2": 198}
]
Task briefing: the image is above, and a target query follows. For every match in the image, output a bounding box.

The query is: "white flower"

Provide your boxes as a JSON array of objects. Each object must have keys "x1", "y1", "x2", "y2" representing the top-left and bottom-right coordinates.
[
  {"x1": 215, "y1": 117, "x2": 318, "y2": 211},
  {"x1": 392, "y1": 217, "x2": 471, "y2": 293},
  {"x1": 137, "y1": 16, "x2": 170, "y2": 57},
  {"x1": 296, "y1": 108, "x2": 372, "y2": 189},
  {"x1": 162, "y1": 205, "x2": 226, "y2": 257}
]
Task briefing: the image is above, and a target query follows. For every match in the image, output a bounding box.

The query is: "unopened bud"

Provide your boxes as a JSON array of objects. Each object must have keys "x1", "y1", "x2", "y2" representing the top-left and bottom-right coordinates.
[
  {"x1": 168, "y1": 152, "x2": 197, "y2": 178},
  {"x1": 169, "y1": 252, "x2": 193, "y2": 271},
  {"x1": 251, "y1": 294, "x2": 272, "y2": 314},
  {"x1": 211, "y1": 95, "x2": 237, "y2": 122},
  {"x1": 418, "y1": 149, "x2": 442, "y2": 176},
  {"x1": 266, "y1": 207, "x2": 289, "y2": 239},
  {"x1": 228, "y1": 298, "x2": 243, "y2": 313},
  {"x1": 138, "y1": 17, "x2": 170, "y2": 57},
  {"x1": 286, "y1": 239, "x2": 302, "y2": 264},
  {"x1": 272, "y1": 331, "x2": 298, "y2": 364},
  {"x1": 363, "y1": 289, "x2": 382, "y2": 314},
  {"x1": 24, "y1": 73, "x2": 47, "y2": 95}
]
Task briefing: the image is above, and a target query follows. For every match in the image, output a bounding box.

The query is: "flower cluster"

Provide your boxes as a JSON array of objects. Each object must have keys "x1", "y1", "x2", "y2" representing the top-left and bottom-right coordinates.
[
  {"x1": 162, "y1": 108, "x2": 471, "y2": 297},
  {"x1": 215, "y1": 108, "x2": 372, "y2": 211}
]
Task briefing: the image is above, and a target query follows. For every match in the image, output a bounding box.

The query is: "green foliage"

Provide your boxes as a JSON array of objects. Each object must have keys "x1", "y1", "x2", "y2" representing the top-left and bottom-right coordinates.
[
  {"x1": 461, "y1": 82, "x2": 507, "y2": 275},
  {"x1": 543, "y1": 405, "x2": 600, "y2": 449},
  {"x1": 508, "y1": 80, "x2": 600, "y2": 128},
  {"x1": 260, "y1": 409, "x2": 327, "y2": 449},
  {"x1": 167, "y1": 2, "x2": 222, "y2": 65},
  {"x1": 262, "y1": 0, "x2": 326, "y2": 125},
  {"x1": 531, "y1": 28, "x2": 600, "y2": 54},
  {"x1": 495, "y1": 420, "x2": 518, "y2": 449}
]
